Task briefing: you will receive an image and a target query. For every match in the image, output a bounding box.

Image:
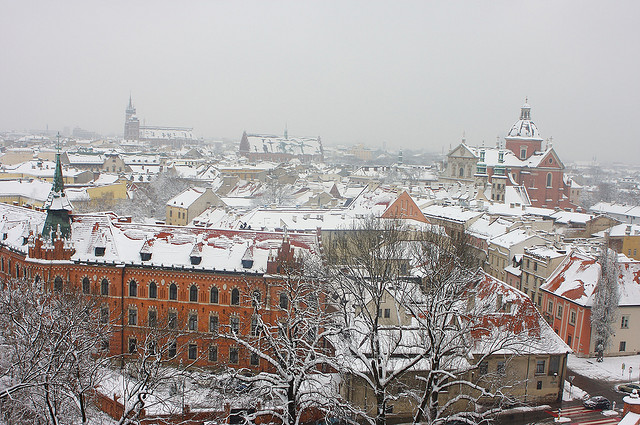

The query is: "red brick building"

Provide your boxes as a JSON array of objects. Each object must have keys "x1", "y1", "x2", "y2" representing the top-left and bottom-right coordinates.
[{"x1": 446, "y1": 102, "x2": 579, "y2": 210}]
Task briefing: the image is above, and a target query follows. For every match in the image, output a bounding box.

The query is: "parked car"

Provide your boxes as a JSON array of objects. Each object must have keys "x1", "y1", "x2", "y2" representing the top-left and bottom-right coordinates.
[
  {"x1": 583, "y1": 396, "x2": 611, "y2": 410},
  {"x1": 618, "y1": 383, "x2": 640, "y2": 393}
]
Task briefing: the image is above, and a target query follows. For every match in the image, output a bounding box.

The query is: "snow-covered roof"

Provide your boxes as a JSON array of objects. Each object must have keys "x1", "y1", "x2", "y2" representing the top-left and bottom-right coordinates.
[
  {"x1": 421, "y1": 205, "x2": 483, "y2": 224},
  {"x1": 243, "y1": 135, "x2": 322, "y2": 157},
  {"x1": 541, "y1": 253, "x2": 640, "y2": 307},
  {"x1": 167, "y1": 187, "x2": 209, "y2": 208}
]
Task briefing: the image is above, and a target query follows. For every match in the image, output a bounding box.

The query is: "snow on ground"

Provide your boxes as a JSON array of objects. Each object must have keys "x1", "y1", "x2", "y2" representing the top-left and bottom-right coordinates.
[
  {"x1": 563, "y1": 380, "x2": 588, "y2": 401},
  {"x1": 568, "y1": 353, "x2": 640, "y2": 382}
]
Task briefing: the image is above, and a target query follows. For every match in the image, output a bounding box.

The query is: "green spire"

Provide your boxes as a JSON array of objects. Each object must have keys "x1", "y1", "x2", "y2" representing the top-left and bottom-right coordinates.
[{"x1": 42, "y1": 133, "x2": 72, "y2": 240}]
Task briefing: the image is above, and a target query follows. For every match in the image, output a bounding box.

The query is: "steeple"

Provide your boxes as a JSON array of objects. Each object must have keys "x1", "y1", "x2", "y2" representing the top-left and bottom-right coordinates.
[
  {"x1": 520, "y1": 97, "x2": 531, "y2": 120},
  {"x1": 42, "y1": 133, "x2": 73, "y2": 240}
]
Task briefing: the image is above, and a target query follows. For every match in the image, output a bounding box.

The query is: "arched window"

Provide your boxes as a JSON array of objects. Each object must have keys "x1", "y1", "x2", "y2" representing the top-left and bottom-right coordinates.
[
  {"x1": 189, "y1": 285, "x2": 198, "y2": 302},
  {"x1": 231, "y1": 288, "x2": 240, "y2": 305},
  {"x1": 169, "y1": 283, "x2": 177, "y2": 300},
  {"x1": 15, "y1": 264, "x2": 20, "y2": 278},
  {"x1": 149, "y1": 281, "x2": 157, "y2": 299},
  {"x1": 101, "y1": 278, "x2": 109, "y2": 296},
  {"x1": 34, "y1": 274, "x2": 41, "y2": 284},
  {"x1": 279, "y1": 293, "x2": 289, "y2": 309},
  {"x1": 252, "y1": 290, "x2": 261, "y2": 307},
  {"x1": 129, "y1": 280, "x2": 137, "y2": 297},
  {"x1": 546, "y1": 172, "x2": 552, "y2": 188},
  {"x1": 459, "y1": 167, "x2": 464, "y2": 177},
  {"x1": 210, "y1": 287, "x2": 219, "y2": 304},
  {"x1": 54, "y1": 276, "x2": 63, "y2": 292},
  {"x1": 82, "y1": 277, "x2": 90, "y2": 294}
]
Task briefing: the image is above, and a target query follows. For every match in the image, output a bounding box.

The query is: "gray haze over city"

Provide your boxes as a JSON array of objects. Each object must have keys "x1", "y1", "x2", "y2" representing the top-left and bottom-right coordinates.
[{"x1": 1, "y1": 0, "x2": 638, "y2": 163}]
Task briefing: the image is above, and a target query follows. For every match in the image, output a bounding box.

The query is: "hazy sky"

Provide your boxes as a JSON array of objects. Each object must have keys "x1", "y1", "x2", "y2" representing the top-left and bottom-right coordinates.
[{"x1": 1, "y1": 1, "x2": 638, "y2": 163}]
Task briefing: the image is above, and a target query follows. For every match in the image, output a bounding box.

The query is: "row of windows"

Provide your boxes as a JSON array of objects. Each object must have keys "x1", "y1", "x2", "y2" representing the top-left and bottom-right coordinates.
[
  {"x1": 68, "y1": 277, "x2": 291, "y2": 309},
  {"x1": 126, "y1": 338, "x2": 259, "y2": 365},
  {"x1": 124, "y1": 308, "x2": 267, "y2": 337}
]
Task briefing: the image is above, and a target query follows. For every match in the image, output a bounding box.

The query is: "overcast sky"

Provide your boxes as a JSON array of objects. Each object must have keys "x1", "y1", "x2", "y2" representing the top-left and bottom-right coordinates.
[{"x1": 1, "y1": 1, "x2": 638, "y2": 163}]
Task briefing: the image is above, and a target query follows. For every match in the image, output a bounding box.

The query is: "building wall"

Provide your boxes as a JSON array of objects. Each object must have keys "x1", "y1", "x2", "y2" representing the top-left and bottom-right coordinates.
[
  {"x1": 0, "y1": 247, "x2": 291, "y2": 370},
  {"x1": 342, "y1": 353, "x2": 565, "y2": 422}
]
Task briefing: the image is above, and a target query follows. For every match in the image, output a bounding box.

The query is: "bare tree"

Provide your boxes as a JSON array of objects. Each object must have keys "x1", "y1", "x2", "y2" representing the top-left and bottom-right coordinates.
[
  {"x1": 111, "y1": 312, "x2": 206, "y2": 424},
  {"x1": 0, "y1": 279, "x2": 111, "y2": 424},
  {"x1": 219, "y1": 252, "x2": 343, "y2": 425},
  {"x1": 326, "y1": 218, "x2": 538, "y2": 425}
]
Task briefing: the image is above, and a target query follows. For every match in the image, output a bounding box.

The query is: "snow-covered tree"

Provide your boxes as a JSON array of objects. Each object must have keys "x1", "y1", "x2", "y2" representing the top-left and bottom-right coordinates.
[
  {"x1": 591, "y1": 247, "x2": 620, "y2": 357},
  {"x1": 0, "y1": 279, "x2": 111, "y2": 424},
  {"x1": 219, "y1": 251, "x2": 343, "y2": 425},
  {"x1": 114, "y1": 173, "x2": 192, "y2": 220},
  {"x1": 326, "y1": 218, "x2": 536, "y2": 425}
]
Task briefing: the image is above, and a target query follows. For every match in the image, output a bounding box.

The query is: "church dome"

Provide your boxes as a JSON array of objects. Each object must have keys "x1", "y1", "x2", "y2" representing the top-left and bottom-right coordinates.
[{"x1": 507, "y1": 102, "x2": 543, "y2": 140}]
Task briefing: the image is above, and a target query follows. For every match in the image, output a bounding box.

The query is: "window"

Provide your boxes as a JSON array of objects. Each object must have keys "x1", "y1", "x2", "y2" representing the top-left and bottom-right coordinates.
[
  {"x1": 231, "y1": 288, "x2": 240, "y2": 305},
  {"x1": 621, "y1": 315, "x2": 629, "y2": 329},
  {"x1": 229, "y1": 347, "x2": 239, "y2": 364},
  {"x1": 128, "y1": 337, "x2": 137, "y2": 354},
  {"x1": 147, "y1": 339, "x2": 157, "y2": 355},
  {"x1": 100, "y1": 306, "x2": 109, "y2": 324},
  {"x1": 520, "y1": 148, "x2": 527, "y2": 159},
  {"x1": 188, "y1": 313, "x2": 198, "y2": 331},
  {"x1": 548, "y1": 356, "x2": 560, "y2": 376},
  {"x1": 251, "y1": 316, "x2": 258, "y2": 336},
  {"x1": 533, "y1": 262, "x2": 538, "y2": 272},
  {"x1": 556, "y1": 304, "x2": 563, "y2": 319},
  {"x1": 54, "y1": 276, "x2": 63, "y2": 292},
  {"x1": 384, "y1": 308, "x2": 391, "y2": 318},
  {"x1": 279, "y1": 293, "x2": 289, "y2": 309},
  {"x1": 148, "y1": 309, "x2": 157, "y2": 328},
  {"x1": 168, "y1": 341, "x2": 177, "y2": 358},
  {"x1": 536, "y1": 380, "x2": 543, "y2": 390},
  {"x1": 209, "y1": 315, "x2": 219, "y2": 334},
  {"x1": 230, "y1": 317, "x2": 239, "y2": 334},
  {"x1": 129, "y1": 280, "x2": 137, "y2": 297},
  {"x1": 169, "y1": 283, "x2": 177, "y2": 300},
  {"x1": 377, "y1": 309, "x2": 382, "y2": 318},
  {"x1": 252, "y1": 290, "x2": 261, "y2": 307},
  {"x1": 620, "y1": 341, "x2": 627, "y2": 352},
  {"x1": 168, "y1": 311, "x2": 177, "y2": 329},
  {"x1": 101, "y1": 278, "x2": 109, "y2": 296},
  {"x1": 547, "y1": 300, "x2": 553, "y2": 313},
  {"x1": 459, "y1": 167, "x2": 464, "y2": 177},
  {"x1": 188, "y1": 344, "x2": 197, "y2": 360},
  {"x1": 209, "y1": 345, "x2": 218, "y2": 362},
  {"x1": 210, "y1": 287, "x2": 219, "y2": 304},
  {"x1": 128, "y1": 308, "x2": 137, "y2": 326},
  {"x1": 251, "y1": 352, "x2": 259, "y2": 366},
  {"x1": 497, "y1": 361, "x2": 505, "y2": 375},
  {"x1": 82, "y1": 277, "x2": 90, "y2": 294},
  {"x1": 536, "y1": 360, "x2": 546, "y2": 375},
  {"x1": 546, "y1": 173, "x2": 552, "y2": 188},
  {"x1": 101, "y1": 339, "x2": 109, "y2": 352},
  {"x1": 478, "y1": 361, "x2": 488, "y2": 376},
  {"x1": 189, "y1": 285, "x2": 198, "y2": 302},
  {"x1": 149, "y1": 281, "x2": 157, "y2": 299},
  {"x1": 569, "y1": 310, "x2": 576, "y2": 325}
]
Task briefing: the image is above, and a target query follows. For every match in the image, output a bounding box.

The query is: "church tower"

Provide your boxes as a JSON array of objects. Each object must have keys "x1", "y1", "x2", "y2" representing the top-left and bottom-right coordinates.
[
  {"x1": 30, "y1": 134, "x2": 75, "y2": 261},
  {"x1": 42, "y1": 136, "x2": 73, "y2": 240},
  {"x1": 504, "y1": 100, "x2": 544, "y2": 160},
  {"x1": 124, "y1": 94, "x2": 140, "y2": 141}
]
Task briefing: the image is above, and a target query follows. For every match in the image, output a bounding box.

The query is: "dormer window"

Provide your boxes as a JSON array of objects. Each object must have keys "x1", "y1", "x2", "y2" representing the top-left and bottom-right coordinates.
[{"x1": 95, "y1": 246, "x2": 105, "y2": 257}]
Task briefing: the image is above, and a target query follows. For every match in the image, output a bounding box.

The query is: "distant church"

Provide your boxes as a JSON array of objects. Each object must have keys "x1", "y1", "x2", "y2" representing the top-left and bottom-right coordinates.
[
  {"x1": 124, "y1": 95, "x2": 197, "y2": 149},
  {"x1": 238, "y1": 130, "x2": 324, "y2": 163},
  {"x1": 444, "y1": 101, "x2": 580, "y2": 210}
]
